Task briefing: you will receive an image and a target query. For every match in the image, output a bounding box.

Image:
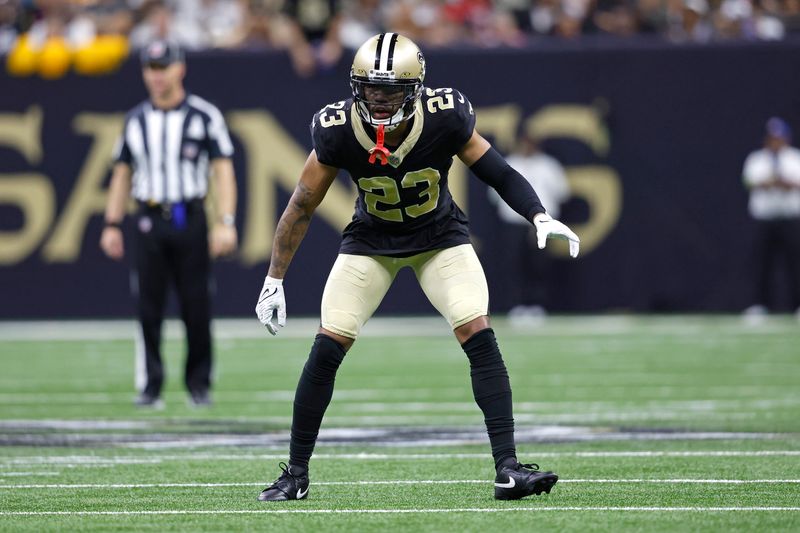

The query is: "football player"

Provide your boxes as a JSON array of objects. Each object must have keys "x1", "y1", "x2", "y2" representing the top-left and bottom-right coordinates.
[{"x1": 255, "y1": 33, "x2": 579, "y2": 502}]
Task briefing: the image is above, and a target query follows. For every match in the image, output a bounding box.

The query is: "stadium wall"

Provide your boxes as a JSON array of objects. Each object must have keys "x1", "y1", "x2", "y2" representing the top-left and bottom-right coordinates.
[{"x1": 2, "y1": 41, "x2": 800, "y2": 318}]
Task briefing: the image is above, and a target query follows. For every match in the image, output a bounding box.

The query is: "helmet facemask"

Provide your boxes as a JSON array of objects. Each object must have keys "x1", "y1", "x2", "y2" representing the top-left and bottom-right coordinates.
[{"x1": 350, "y1": 77, "x2": 422, "y2": 132}]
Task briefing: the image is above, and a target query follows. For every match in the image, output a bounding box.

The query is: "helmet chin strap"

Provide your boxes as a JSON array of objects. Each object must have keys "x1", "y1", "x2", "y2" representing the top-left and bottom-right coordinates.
[{"x1": 368, "y1": 124, "x2": 391, "y2": 165}]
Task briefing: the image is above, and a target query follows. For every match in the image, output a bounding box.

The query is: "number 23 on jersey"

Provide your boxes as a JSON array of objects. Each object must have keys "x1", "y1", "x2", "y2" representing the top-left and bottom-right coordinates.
[{"x1": 358, "y1": 168, "x2": 441, "y2": 222}]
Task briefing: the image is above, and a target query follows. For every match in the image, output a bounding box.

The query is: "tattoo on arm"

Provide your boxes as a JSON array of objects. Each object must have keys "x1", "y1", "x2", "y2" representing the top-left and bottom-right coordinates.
[{"x1": 268, "y1": 181, "x2": 315, "y2": 278}]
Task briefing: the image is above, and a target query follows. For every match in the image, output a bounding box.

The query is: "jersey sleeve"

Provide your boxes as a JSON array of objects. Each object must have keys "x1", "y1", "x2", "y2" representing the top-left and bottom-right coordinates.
[
  {"x1": 204, "y1": 104, "x2": 235, "y2": 159},
  {"x1": 440, "y1": 89, "x2": 476, "y2": 152},
  {"x1": 112, "y1": 116, "x2": 133, "y2": 166},
  {"x1": 310, "y1": 104, "x2": 346, "y2": 168}
]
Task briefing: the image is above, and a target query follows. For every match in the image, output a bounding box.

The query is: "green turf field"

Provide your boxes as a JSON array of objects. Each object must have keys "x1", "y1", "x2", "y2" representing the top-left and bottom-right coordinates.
[{"x1": 1, "y1": 316, "x2": 799, "y2": 531}]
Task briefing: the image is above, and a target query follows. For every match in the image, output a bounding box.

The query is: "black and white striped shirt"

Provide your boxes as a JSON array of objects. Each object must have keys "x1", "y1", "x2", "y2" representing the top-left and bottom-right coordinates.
[{"x1": 114, "y1": 94, "x2": 234, "y2": 203}]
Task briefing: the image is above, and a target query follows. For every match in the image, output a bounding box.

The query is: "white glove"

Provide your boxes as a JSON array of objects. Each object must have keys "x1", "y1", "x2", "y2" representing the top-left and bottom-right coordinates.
[
  {"x1": 255, "y1": 276, "x2": 286, "y2": 335},
  {"x1": 533, "y1": 213, "x2": 581, "y2": 258}
]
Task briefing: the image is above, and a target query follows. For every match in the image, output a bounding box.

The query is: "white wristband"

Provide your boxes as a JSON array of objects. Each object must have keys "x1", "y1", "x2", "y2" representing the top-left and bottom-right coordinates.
[{"x1": 265, "y1": 276, "x2": 283, "y2": 285}]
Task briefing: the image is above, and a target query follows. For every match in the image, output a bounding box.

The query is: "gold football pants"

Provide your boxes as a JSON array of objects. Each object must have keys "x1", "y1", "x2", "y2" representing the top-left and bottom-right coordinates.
[{"x1": 320, "y1": 244, "x2": 489, "y2": 339}]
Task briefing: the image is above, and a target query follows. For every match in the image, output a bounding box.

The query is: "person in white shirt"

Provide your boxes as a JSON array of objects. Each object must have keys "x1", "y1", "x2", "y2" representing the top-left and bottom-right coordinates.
[
  {"x1": 742, "y1": 117, "x2": 800, "y2": 318},
  {"x1": 489, "y1": 132, "x2": 571, "y2": 320}
]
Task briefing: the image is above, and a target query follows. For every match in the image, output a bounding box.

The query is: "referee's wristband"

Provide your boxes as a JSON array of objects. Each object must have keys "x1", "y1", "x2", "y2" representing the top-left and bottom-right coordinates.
[
  {"x1": 104, "y1": 220, "x2": 122, "y2": 229},
  {"x1": 220, "y1": 213, "x2": 235, "y2": 227}
]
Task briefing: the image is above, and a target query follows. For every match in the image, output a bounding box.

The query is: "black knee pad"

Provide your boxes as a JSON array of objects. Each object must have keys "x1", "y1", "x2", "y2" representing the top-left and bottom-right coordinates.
[
  {"x1": 462, "y1": 328, "x2": 510, "y2": 399},
  {"x1": 463, "y1": 329, "x2": 506, "y2": 369}
]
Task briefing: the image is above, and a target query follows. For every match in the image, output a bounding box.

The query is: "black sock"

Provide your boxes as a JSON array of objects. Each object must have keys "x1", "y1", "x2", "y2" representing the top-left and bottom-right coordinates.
[
  {"x1": 461, "y1": 328, "x2": 516, "y2": 470},
  {"x1": 289, "y1": 334, "x2": 347, "y2": 469},
  {"x1": 287, "y1": 464, "x2": 307, "y2": 476}
]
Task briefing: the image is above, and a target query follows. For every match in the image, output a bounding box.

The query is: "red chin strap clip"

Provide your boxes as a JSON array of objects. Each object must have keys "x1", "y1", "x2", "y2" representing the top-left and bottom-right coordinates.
[{"x1": 368, "y1": 124, "x2": 391, "y2": 165}]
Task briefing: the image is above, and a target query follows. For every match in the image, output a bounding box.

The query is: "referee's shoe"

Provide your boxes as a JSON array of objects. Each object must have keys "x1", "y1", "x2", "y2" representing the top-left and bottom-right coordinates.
[
  {"x1": 258, "y1": 463, "x2": 309, "y2": 501},
  {"x1": 494, "y1": 460, "x2": 558, "y2": 500}
]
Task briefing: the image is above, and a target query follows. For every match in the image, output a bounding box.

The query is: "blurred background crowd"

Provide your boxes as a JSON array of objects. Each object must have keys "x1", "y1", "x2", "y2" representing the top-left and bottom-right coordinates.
[{"x1": 2, "y1": 0, "x2": 800, "y2": 78}]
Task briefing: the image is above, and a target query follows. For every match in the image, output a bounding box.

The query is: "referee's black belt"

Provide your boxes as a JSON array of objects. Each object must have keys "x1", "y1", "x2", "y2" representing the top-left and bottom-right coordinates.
[{"x1": 137, "y1": 198, "x2": 204, "y2": 218}]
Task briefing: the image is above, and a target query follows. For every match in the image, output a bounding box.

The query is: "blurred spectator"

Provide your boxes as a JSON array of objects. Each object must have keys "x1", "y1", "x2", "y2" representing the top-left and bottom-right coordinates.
[
  {"x1": 515, "y1": 0, "x2": 591, "y2": 38},
  {"x1": 472, "y1": 3, "x2": 526, "y2": 46},
  {"x1": 130, "y1": 0, "x2": 250, "y2": 50},
  {"x1": 337, "y1": 0, "x2": 384, "y2": 50},
  {"x1": 174, "y1": 0, "x2": 246, "y2": 48},
  {"x1": 553, "y1": 0, "x2": 591, "y2": 38},
  {"x1": 129, "y1": 2, "x2": 173, "y2": 47},
  {"x1": 280, "y1": 0, "x2": 342, "y2": 74},
  {"x1": 752, "y1": 0, "x2": 786, "y2": 39},
  {"x1": 714, "y1": 0, "x2": 754, "y2": 39},
  {"x1": 489, "y1": 131, "x2": 571, "y2": 322},
  {"x1": 636, "y1": 0, "x2": 670, "y2": 34},
  {"x1": 0, "y1": 0, "x2": 19, "y2": 54},
  {"x1": 742, "y1": 117, "x2": 800, "y2": 320},
  {"x1": 783, "y1": 0, "x2": 800, "y2": 33},
  {"x1": 527, "y1": 0, "x2": 560, "y2": 35},
  {"x1": 666, "y1": 0, "x2": 714, "y2": 42},
  {"x1": 593, "y1": 0, "x2": 641, "y2": 37},
  {"x1": 386, "y1": 0, "x2": 462, "y2": 46},
  {"x1": 4, "y1": 0, "x2": 800, "y2": 71},
  {"x1": 232, "y1": 0, "x2": 283, "y2": 49}
]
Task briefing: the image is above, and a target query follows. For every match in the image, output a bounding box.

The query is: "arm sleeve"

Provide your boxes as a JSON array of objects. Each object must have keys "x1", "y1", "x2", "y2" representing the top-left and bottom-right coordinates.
[{"x1": 470, "y1": 146, "x2": 546, "y2": 222}]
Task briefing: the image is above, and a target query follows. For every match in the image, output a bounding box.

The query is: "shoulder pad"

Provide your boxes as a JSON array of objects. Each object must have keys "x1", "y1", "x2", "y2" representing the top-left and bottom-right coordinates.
[
  {"x1": 311, "y1": 99, "x2": 352, "y2": 167},
  {"x1": 421, "y1": 88, "x2": 475, "y2": 150},
  {"x1": 422, "y1": 87, "x2": 473, "y2": 117}
]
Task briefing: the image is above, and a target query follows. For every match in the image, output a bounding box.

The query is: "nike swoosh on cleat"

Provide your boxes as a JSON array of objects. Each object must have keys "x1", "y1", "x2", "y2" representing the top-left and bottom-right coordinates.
[
  {"x1": 296, "y1": 487, "x2": 308, "y2": 499},
  {"x1": 494, "y1": 477, "x2": 515, "y2": 489}
]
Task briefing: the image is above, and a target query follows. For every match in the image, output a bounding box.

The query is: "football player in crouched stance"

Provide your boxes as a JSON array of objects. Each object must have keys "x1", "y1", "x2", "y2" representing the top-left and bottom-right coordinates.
[{"x1": 255, "y1": 33, "x2": 579, "y2": 502}]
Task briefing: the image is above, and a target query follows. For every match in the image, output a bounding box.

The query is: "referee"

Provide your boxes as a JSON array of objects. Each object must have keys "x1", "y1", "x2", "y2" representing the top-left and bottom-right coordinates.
[{"x1": 100, "y1": 40, "x2": 238, "y2": 408}]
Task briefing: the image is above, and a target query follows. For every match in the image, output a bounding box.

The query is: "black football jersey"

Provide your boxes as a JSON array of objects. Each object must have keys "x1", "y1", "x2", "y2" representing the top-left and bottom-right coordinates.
[{"x1": 311, "y1": 88, "x2": 476, "y2": 256}]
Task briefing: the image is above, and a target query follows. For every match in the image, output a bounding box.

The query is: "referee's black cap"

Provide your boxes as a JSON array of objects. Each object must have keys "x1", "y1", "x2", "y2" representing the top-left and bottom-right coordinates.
[{"x1": 140, "y1": 40, "x2": 184, "y2": 68}]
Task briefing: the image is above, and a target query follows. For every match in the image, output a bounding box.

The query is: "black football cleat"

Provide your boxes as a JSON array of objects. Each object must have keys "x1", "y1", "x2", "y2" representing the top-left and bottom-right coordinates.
[
  {"x1": 494, "y1": 462, "x2": 558, "y2": 500},
  {"x1": 257, "y1": 462, "x2": 309, "y2": 501},
  {"x1": 188, "y1": 389, "x2": 212, "y2": 408},
  {"x1": 134, "y1": 392, "x2": 164, "y2": 409}
]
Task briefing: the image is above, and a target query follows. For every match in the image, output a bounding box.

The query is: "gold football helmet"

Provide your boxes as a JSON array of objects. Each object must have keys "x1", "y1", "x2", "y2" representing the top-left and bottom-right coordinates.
[{"x1": 350, "y1": 33, "x2": 426, "y2": 131}]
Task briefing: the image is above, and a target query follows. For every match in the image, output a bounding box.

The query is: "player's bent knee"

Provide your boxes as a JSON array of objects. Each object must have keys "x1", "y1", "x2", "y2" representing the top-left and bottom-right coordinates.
[
  {"x1": 454, "y1": 315, "x2": 490, "y2": 343},
  {"x1": 447, "y1": 282, "x2": 489, "y2": 329},
  {"x1": 320, "y1": 310, "x2": 361, "y2": 340},
  {"x1": 318, "y1": 328, "x2": 355, "y2": 352}
]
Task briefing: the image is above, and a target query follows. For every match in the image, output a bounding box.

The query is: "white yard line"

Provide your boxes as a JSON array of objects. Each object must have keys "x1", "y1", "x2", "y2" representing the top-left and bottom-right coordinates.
[
  {"x1": 3, "y1": 450, "x2": 800, "y2": 466},
  {"x1": 2, "y1": 479, "x2": 800, "y2": 489},
  {"x1": 0, "y1": 472, "x2": 60, "y2": 477},
  {"x1": 2, "y1": 507, "x2": 800, "y2": 516}
]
